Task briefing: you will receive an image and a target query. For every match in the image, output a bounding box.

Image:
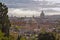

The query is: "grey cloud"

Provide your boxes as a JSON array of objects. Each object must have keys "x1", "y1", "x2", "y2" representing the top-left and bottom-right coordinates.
[{"x1": 1, "y1": 0, "x2": 60, "y2": 12}]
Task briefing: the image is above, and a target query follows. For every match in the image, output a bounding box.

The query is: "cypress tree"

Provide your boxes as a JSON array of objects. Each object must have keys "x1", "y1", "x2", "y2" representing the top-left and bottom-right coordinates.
[{"x1": 0, "y1": 2, "x2": 11, "y2": 37}]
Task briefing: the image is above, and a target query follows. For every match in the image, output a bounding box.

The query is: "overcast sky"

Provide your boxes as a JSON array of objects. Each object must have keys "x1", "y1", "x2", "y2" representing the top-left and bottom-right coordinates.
[{"x1": 1, "y1": 0, "x2": 60, "y2": 17}]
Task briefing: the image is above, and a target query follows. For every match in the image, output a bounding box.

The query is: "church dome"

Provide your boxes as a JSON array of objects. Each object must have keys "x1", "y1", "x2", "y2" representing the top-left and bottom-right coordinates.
[{"x1": 40, "y1": 11, "x2": 45, "y2": 19}]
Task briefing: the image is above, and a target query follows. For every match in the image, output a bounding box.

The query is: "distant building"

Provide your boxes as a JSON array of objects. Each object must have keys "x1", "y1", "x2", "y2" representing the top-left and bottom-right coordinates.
[{"x1": 40, "y1": 11, "x2": 45, "y2": 19}]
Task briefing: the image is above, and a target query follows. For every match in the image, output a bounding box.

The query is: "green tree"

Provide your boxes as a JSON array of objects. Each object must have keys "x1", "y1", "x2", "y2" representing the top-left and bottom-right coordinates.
[
  {"x1": 0, "y1": 30, "x2": 4, "y2": 40},
  {"x1": 0, "y1": 30, "x2": 9, "y2": 40},
  {"x1": 38, "y1": 32, "x2": 55, "y2": 40},
  {"x1": 0, "y1": 2, "x2": 11, "y2": 37},
  {"x1": 20, "y1": 36, "x2": 26, "y2": 40}
]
